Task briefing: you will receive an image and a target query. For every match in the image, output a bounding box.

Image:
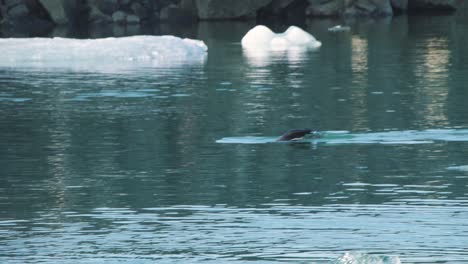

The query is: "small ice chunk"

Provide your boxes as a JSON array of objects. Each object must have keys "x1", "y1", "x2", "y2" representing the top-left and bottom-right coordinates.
[
  {"x1": 328, "y1": 25, "x2": 351, "y2": 32},
  {"x1": 241, "y1": 25, "x2": 321, "y2": 51}
]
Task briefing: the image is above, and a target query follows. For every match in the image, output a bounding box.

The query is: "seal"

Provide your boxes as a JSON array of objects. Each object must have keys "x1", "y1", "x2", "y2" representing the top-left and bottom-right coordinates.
[{"x1": 277, "y1": 128, "x2": 318, "y2": 141}]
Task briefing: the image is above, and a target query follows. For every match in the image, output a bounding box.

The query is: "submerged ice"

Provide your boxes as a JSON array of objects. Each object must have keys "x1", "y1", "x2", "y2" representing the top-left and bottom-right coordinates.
[
  {"x1": 241, "y1": 25, "x2": 322, "y2": 51},
  {"x1": 0, "y1": 35, "x2": 207, "y2": 70}
]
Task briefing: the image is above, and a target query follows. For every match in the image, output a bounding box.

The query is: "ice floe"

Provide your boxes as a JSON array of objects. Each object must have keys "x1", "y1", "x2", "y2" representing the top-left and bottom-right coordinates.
[{"x1": 0, "y1": 35, "x2": 207, "y2": 71}]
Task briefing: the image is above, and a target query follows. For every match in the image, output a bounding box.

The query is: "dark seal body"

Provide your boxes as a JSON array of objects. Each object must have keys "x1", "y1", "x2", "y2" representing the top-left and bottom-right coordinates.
[{"x1": 277, "y1": 129, "x2": 313, "y2": 141}]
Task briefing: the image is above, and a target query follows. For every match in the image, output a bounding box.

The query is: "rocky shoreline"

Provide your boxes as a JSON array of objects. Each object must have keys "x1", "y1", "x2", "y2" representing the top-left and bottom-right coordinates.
[{"x1": 0, "y1": 0, "x2": 463, "y2": 36}]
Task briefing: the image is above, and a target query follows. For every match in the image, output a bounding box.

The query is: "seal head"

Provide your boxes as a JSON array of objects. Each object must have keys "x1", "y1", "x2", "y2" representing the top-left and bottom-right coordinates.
[{"x1": 277, "y1": 128, "x2": 318, "y2": 141}]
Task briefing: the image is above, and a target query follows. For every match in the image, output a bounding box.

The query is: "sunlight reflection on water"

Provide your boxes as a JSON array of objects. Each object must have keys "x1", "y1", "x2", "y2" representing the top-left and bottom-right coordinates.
[{"x1": 1, "y1": 204, "x2": 468, "y2": 263}]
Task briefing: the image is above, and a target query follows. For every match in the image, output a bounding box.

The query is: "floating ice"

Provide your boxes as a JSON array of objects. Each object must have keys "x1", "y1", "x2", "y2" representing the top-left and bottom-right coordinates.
[
  {"x1": 241, "y1": 25, "x2": 321, "y2": 67},
  {"x1": 241, "y1": 25, "x2": 322, "y2": 51},
  {"x1": 0, "y1": 35, "x2": 207, "y2": 71},
  {"x1": 328, "y1": 25, "x2": 351, "y2": 32}
]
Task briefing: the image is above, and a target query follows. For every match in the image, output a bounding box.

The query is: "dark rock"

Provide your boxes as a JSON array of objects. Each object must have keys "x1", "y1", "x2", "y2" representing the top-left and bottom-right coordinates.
[
  {"x1": 271, "y1": 0, "x2": 296, "y2": 14},
  {"x1": 179, "y1": 0, "x2": 198, "y2": 19},
  {"x1": 0, "y1": 0, "x2": 58, "y2": 36},
  {"x1": 344, "y1": 0, "x2": 393, "y2": 17},
  {"x1": 259, "y1": 0, "x2": 308, "y2": 22},
  {"x1": 160, "y1": 3, "x2": 196, "y2": 23},
  {"x1": 37, "y1": 0, "x2": 68, "y2": 24},
  {"x1": 130, "y1": 2, "x2": 148, "y2": 20},
  {"x1": 0, "y1": 0, "x2": 461, "y2": 33},
  {"x1": 5, "y1": 0, "x2": 24, "y2": 8},
  {"x1": 306, "y1": 0, "x2": 344, "y2": 16},
  {"x1": 408, "y1": 0, "x2": 458, "y2": 11},
  {"x1": 32, "y1": 0, "x2": 86, "y2": 26},
  {"x1": 112, "y1": 24, "x2": 126, "y2": 36},
  {"x1": 153, "y1": 10, "x2": 160, "y2": 20},
  {"x1": 88, "y1": 5, "x2": 112, "y2": 24},
  {"x1": 160, "y1": 4, "x2": 175, "y2": 20},
  {"x1": 391, "y1": 0, "x2": 408, "y2": 12},
  {"x1": 90, "y1": 0, "x2": 119, "y2": 15},
  {"x1": 269, "y1": 0, "x2": 297, "y2": 15},
  {"x1": 119, "y1": 0, "x2": 132, "y2": 7},
  {"x1": 195, "y1": 0, "x2": 272, "y2": 20},
  {"x1": 126, "y1": 14, "x2": 140, "y2": 24},
  {"x1": 179, "y1": 0, "x2": 195, "y2": 10},
  {"x1": 1, "y1": 7, "x2": 6, "y2": 24},
  {"x1": 0, "y1": 16, "x2": 54, "y2": 36},
  {"x1": 8, "y1": 4, "x2": 29, "y2": 17},
  {"x1": 306, "y1": 0, "x2": 393, "y2": 17},
  {"x1": 112, "y1": 10, "x2": 126, "y2": 24}
]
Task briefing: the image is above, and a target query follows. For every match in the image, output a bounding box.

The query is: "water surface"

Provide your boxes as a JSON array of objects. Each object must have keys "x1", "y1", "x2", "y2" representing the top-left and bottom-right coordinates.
[{"x1": 2, "y1": 15, "x2": 468, "y2": 263}]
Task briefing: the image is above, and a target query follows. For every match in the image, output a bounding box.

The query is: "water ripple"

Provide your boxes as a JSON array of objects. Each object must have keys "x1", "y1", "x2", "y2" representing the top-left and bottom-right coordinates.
[{"x1": 1, "y1": 204, "x2": 468, "y2": 263}]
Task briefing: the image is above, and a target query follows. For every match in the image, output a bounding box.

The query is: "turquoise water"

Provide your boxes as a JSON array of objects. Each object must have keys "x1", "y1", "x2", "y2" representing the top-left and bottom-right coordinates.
[{"x1": 2, "y1": 15, "x2": 468, "y2": 263}]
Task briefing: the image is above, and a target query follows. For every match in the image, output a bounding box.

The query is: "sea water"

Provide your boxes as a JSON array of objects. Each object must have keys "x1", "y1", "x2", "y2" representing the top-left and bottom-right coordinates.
[{"x1": 2, "y1": 16, "x2": 468, "y2": 263}]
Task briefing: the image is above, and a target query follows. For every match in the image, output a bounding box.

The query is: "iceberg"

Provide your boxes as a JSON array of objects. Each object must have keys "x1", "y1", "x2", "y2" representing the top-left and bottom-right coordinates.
[
  {"x1": 0, "y1": 35, "x2": 207, "y2": 71},
  {"x1": 241, "y1": 25, "x2": 322, "y2": 51},
  {"x1": 241, "y1": 25, "x2": 321, "y2": 67}
]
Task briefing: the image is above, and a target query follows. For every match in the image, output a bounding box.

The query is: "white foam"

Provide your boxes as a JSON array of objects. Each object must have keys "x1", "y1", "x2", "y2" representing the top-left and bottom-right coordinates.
[
  {"x1": 334, "y1": 252, "x2": 401, "y2": 264},
  {"x1": 241, "y1": 25, "x2": 322, "y2": 51},
  {"x1": 0, "y1": 35, "x2": 207, "y2": 71},
  {"x1": 216, "y1": 136, "x2": 274, "y2": 144},
  {"x1": 217, "y1": 128, "x2": 468, "y2": 145}
]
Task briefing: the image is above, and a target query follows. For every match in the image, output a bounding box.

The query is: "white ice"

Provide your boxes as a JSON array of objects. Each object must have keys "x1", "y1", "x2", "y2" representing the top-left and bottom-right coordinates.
[
  {"x1": 0, "y1": 35, "x2": 207, "y2": 71},
  {"x1": 328, "y1": 25, "x2": 351, "y2": 32},
  {"x1": 241, "y1": 25, "x2": 321, "y2": 67},
  {"x1": 241, "y1": 25, "x2": 322, "y2": 51}
]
